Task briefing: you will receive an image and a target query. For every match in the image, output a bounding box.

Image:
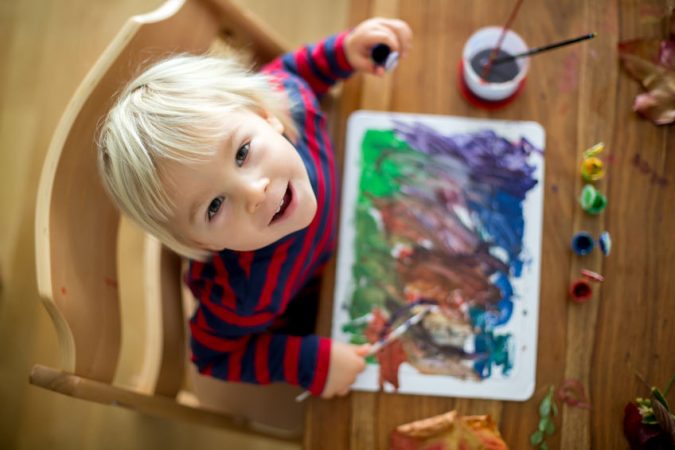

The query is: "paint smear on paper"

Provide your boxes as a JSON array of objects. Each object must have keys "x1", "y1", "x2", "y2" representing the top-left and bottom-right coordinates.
[{"x1": 342, "y1": 121, "x2": 541, "y2": 387}]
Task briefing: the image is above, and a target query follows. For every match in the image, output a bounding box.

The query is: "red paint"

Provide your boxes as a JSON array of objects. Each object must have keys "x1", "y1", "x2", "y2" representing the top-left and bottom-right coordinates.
[
  {"x1": 558, "y1": 52, "x2": 580, "y2": 94},
  {"x1": 557, "y1": 378, "x2": 592, "y2": 409},
  {"x1": 570, "y1": 279, "x2": 592, "y2": 303},
  {"x1": 103, "y1": 277, "x2": 118, "y2": 289},
  {"x1": 61, "y1": 286, "x2": 67, "y2": 295}
]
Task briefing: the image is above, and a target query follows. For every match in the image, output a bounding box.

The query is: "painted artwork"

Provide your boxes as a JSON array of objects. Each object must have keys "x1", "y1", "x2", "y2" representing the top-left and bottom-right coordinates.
[{"x1": 332, "y1": 111, "x2": 544, "y2": 401}]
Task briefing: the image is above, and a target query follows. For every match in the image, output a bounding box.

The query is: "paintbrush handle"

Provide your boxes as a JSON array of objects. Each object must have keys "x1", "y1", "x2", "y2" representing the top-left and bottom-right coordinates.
[
  {"x1": 491, "y1": 32, "x2": 597, "y2": 66},
  {"x1": 366, "y1": 306, "x2": 433, "y2": 357}
]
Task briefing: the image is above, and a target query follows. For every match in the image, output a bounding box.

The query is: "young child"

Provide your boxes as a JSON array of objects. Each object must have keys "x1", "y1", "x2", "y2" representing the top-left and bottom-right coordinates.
[{"x1": 98, "y1": 17, "x2": 412, "y2": 399}]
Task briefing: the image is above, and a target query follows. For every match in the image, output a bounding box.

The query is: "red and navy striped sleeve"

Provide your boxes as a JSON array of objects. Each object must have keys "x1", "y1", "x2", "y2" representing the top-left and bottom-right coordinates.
[
  {"x1": 263, "y1": 30, "x2": 354, "y2": 98},
  {"x1": 187, "y1": 247, "x2": 332, "y2": 395}
]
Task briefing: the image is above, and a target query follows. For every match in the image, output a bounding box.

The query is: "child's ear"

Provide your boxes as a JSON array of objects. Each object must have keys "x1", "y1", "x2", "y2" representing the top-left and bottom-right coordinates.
[{"x1": 262, "y1": 110, "x2": 284, "y2": 133}]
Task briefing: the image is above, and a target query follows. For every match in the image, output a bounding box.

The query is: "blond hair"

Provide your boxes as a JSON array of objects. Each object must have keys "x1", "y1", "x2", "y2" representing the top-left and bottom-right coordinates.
[{"x1": 98, "y1": 54, "x2": 296, "y2": 260}]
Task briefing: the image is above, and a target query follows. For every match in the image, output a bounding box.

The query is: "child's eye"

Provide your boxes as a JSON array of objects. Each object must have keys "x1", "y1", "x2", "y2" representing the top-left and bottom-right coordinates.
[
  {"x1": 235, "y1": 143, "x2": 250, "y2": 167},
  {"x1": 207, "y1": 196, "x2": 223, "y2": 221}
]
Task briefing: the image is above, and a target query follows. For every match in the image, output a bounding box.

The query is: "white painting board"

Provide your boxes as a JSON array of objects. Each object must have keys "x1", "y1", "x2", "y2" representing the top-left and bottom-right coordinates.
[{"x1": 332, "y1": 110, "x2": 545, "y2": 401}]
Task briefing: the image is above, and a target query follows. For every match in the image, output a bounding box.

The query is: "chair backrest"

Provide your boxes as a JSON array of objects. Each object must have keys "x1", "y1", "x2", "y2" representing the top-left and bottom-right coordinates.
[{"x1": 34, "y1": 0, "x2": 287, "y2": 387}]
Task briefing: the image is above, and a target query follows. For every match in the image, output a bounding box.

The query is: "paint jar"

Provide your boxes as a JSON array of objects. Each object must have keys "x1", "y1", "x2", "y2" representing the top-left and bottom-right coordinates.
[
  {"x1": 580, "y1": 157, "x2": 605, "y2": 181},
  {"x1": 569, "y1": 279, "x2": 593, "y2": 303},
  {"x1": 571, "y1": 231, "x2": 595, "y2": 256},
  {"x1": 580, "y1": 142, "x2": 605, "y2": 181},
  {"x1": 462, "y1": 27, "x2": 529, "y2": 102},
  {"x1": 579, "y1": 184, "x2": 607, "y2": 214}
]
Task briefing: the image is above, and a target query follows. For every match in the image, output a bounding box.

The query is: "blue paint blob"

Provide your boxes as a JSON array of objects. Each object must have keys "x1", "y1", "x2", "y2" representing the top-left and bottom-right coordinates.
[{"x1": 571, "y1": 231, "x2": 595, "y2": 256}]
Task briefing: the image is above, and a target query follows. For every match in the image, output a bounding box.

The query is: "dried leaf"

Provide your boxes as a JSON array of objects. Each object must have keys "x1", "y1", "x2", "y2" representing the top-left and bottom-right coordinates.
[
  {"x1": 651, "y1": 393, "x2": 675, "y2": 442},
  {"x1": 633, "y1": 89, "x2": 675, "y2": 125},
  {"x1": 390, "y1": 411, "x2": 509, "y2": 450},
  {"x1": 618, "y1": 9, "x2": 675, "y2": 126},
  {"x1": 619, "y1": 38, "x2": 665, "y2": 67}
]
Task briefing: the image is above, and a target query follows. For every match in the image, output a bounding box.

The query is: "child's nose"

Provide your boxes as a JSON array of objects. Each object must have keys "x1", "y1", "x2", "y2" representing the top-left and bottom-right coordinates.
[{"x1": 244, "y1": 176, "x2": 270, "y2": 214}]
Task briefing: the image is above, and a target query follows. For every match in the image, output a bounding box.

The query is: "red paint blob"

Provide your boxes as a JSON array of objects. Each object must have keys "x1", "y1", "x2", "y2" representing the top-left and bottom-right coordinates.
[{"x1": 570, "y1": 279, "x2": 592, "y2": 303}]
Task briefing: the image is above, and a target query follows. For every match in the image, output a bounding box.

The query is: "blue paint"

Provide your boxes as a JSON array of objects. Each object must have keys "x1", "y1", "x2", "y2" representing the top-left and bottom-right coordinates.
[
  {"x1": 391, "y1": 122, "x2": 539, "y2": 378},
  {"x1": 348, "y1": 120, "x2": 540, "y2": 381}
]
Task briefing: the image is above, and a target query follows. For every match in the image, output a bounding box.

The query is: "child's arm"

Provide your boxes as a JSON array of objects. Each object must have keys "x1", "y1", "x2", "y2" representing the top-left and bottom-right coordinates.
[
  {"x1": 264, "y1": 18, "x2": 413, "y2": 97},
  {"x1": 264, "y1": 31, "x2": 353, "y2": 98},
  {"x1": 190, "y1": 311, "x2": 333, "y2": 395},
  {"x1": 191, "y1": 316, "x2": 370, "y2": 397}
]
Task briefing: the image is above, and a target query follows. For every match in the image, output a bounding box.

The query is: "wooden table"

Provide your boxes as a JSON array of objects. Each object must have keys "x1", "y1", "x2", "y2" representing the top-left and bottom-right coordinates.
[{"x1": 305, "y1": 1, "x2": 675, "y2": 448}]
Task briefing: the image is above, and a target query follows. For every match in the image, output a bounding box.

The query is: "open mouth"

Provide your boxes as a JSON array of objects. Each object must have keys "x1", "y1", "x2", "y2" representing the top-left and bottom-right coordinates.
[{"x1": 270, "y1": 183, "x2": 292, "y2": 223}]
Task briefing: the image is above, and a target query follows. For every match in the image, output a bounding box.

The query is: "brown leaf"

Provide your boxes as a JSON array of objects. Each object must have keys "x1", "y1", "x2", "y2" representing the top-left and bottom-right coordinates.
[
  {"x1": 619, "y1": 38, "x2": 663, "y2": 66},
  {"x1": 619, "y1": 52, "x2": 669, "y2": 90},
  {"x1": 377, "y1": 339, "x2": 407, "y2": 390},
  {"x1": 618, "y1": 8, "x2": 675, "y2": 126},
  {"x1": 651, "y1": 393, "x2": 675, "y2": 443},
  {"x1": 634, "y1": 90, "x2": 675, "y2": 125},
  {"x1": 618, "y1": 51, "x2": 675, "y2": 125}
]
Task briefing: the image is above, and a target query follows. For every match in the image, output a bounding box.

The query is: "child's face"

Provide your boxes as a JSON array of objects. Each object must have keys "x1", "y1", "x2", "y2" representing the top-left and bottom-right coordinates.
[{"x1": 161, "y1": 109, "x2": 317, "y2": 253}]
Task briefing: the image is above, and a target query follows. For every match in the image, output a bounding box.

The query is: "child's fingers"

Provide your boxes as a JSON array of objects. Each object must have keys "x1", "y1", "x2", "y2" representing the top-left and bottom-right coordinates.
[
  {"x1": 367, "y1": 18, "x2": 412, "y2": 56},
  {"x1": 346, "y1": 17, "x2": 413, "y2": 74},
  {"x1": 355, "y1": 343, "x2": 373, "y2": 357},
  {"x1": 384, "y1": 19, "x2": 413, "y2": 58},
  {"x1": 372, "y1": 66, "x2": 386, "y2": 77}
]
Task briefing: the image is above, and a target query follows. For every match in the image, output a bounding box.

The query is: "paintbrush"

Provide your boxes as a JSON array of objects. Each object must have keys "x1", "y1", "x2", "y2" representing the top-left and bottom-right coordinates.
[
  {"x1": 295, "y1": 305, "x2": 435, "y2": 402},
  {"x1": 480, "y1": 0, "x2": 525, "y2": 80},
  {"x1": 365, "y1": 305, "x2": 435, "y2": 356},
  {"x1": 489, "y1": 32, "x2": 597, "y2": 66}
]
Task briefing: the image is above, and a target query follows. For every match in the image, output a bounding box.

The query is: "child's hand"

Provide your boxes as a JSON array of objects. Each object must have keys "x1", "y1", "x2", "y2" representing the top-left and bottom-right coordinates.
[
  {"x1": 344, "y1": 17, "x2": 413, "y2": 76},
  {"x1": 321, "y1": 341, "x2": 371, "y2": 398}
]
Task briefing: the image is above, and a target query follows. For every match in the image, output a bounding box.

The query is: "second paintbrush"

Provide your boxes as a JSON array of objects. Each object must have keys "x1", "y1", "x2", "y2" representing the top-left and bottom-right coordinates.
[{"x1": 490, "y1": 32, "x2": 597, "y2": 66}]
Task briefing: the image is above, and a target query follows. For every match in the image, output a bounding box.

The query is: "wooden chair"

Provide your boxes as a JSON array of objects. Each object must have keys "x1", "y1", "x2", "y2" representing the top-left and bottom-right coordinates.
[{"x1": 31, "y1": 0, "x2": 310, "y2": 442}]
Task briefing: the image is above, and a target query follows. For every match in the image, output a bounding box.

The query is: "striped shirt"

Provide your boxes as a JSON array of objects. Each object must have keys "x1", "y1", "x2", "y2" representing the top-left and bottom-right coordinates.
[{"x1": 185, "y1": 31, "x2": 353, "y2": 395}]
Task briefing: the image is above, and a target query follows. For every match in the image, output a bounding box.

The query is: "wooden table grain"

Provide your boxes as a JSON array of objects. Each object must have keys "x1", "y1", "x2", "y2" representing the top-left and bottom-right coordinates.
[{"x1": 305, "y1": 1, "x2": 675, "y2": 449}]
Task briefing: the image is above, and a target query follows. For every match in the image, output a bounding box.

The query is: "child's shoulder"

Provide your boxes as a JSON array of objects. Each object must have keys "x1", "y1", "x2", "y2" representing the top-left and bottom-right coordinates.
[{"x1": 262, "y1": 67, "x2": 319, "y2": 105}]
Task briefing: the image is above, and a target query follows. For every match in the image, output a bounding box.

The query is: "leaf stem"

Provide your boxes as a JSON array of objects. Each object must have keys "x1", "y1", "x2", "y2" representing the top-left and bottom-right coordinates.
[{"x1": 663, "y1": 371, "x2": 675, "y2": 397}]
